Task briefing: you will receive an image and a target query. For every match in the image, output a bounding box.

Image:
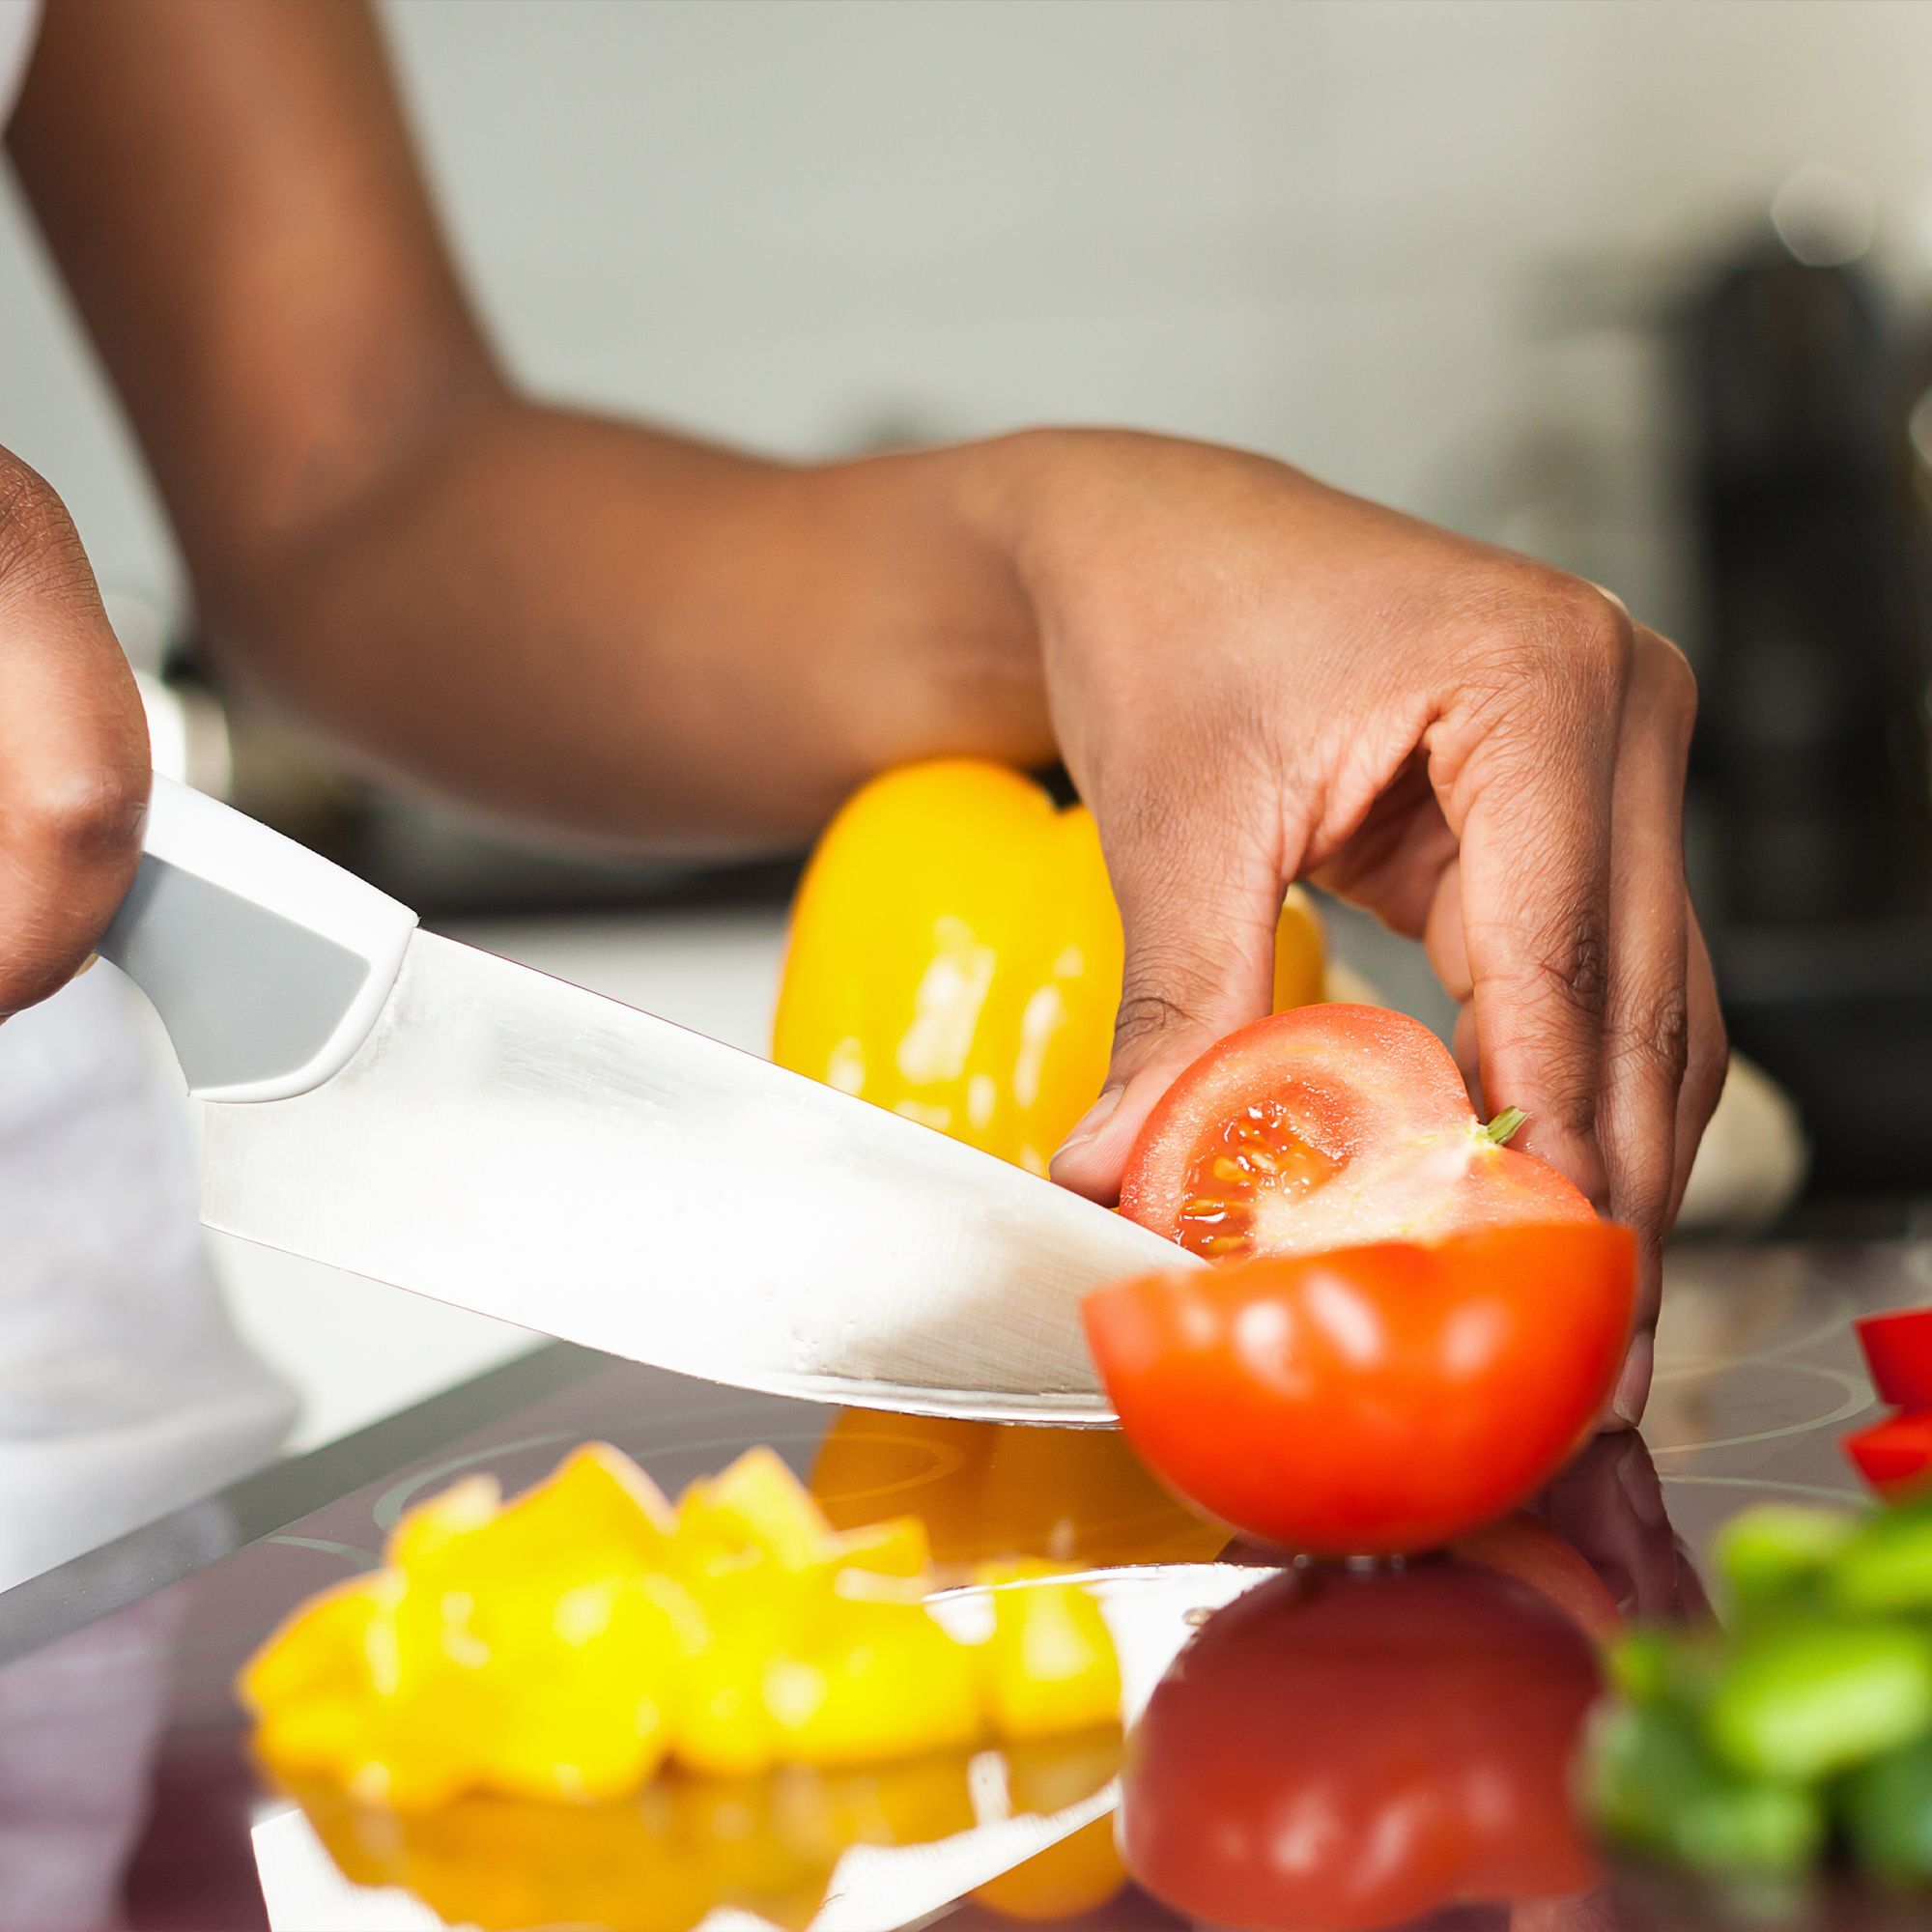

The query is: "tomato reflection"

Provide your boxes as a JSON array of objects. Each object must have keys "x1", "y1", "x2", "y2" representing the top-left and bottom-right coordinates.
[
  {"x1": 1122, "y1": 1559, "x2": 1605, "y2": 1932},
  {"x1": 1529, "y1": 1432, "x2": 1710, "y2": 1633},
  {"x1": 810, "y1": 1408, "x2": 1227, "y2": 1570},
  {"x1": 1450, "y1": 1508, "x2": 1625, "y2": 1647}
]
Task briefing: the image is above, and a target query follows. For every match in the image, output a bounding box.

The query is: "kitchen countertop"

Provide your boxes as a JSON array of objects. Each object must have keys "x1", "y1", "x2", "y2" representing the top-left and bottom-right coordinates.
[{"x1": 1, "y1": 1238, "x2": 1923, "y2": 1932}]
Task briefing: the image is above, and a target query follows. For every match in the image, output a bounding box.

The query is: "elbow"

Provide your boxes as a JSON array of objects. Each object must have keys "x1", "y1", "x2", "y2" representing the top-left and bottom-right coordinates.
[{"x1": 186, "y1": 357, "x2": 521, "y2": 689}]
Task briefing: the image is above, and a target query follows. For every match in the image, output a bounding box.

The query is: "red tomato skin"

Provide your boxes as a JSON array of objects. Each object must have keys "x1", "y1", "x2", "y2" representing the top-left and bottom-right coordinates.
[
  {"x1": 1118, "y1": 1004, "x2": 1592, "y2": 1260},
  {"x1": 1121, "y1": 1562, "x2": 1603, "y2": 1932},
  {"x1": 1843, "y1": 1409, "x2": 1932, "y2": 1499},
  {"x1": 1855, "y1": 1308, "x2": 1932, "y2": 1409},
  {"x1": 1084, "y1": 1222, "x2": 1636, "y2": 1557}
]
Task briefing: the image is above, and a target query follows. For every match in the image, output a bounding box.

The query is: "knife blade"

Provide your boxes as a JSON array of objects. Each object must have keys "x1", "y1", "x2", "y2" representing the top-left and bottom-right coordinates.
[{"x1": 100, "y1": 779, "x2": 1195, "y2": 1421}]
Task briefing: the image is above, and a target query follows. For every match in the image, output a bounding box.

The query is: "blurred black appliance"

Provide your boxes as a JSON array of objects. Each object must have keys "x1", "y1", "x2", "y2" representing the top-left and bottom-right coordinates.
[{"x1": 1690, "y1": 241, "x2": 1932, "y2": 1200}]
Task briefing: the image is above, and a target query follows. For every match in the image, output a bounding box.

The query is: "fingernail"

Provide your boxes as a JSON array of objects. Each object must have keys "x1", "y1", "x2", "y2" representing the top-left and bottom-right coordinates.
[
  {"x1": 1595, "y1": 1560, "x2": 1637, "y2": 1613},
  {"x1": 1611, "y1": 1331, "x2": 1655, "y2": 1429},
  {"x1": 1054, "y1": 1085, "x2": 1123, "y2": 1159},
  {"x1": 1615, "y1": 1435, "x2": 1666, "y2": 1531}
]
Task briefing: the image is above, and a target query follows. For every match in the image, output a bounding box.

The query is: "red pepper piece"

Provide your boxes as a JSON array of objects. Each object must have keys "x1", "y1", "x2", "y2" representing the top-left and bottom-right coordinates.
[
  {"x1": 1856, "y1": 1309, "x2": 1932, "y2": 1409},
  {"x1": 1844, "y1": 1411, "x2": 1932, "y2": 1500}
]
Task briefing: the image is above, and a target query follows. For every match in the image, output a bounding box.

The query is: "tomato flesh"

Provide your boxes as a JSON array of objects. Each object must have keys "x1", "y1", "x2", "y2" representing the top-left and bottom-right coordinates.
[
  {"x1": 1174, "y1": 1100, "x2": 1344, "y2": 1257},
  {"x1": 1121, "y1": 1004, "x2": 1592, "y2": 1262},
  {"x1": 1084, "y1": 1221, "x2": 1637, "y2": 1556}
]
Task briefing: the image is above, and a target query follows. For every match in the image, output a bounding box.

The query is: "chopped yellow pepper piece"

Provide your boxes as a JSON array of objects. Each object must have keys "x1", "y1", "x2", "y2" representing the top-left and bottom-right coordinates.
[
  {"x1": 830, "y1": 1512, "x2": 932, "y2": 1581},
  {"x1": 241, "y1": 1572, "x2": 399, "y2": 1716},
  {"x1": 766, "y1": 1597, "x2": 983, "y2": 1767},
  {"x1": 242, "y1": 1442, "x2": 1121, "y2": 1806},
  {"x1": 976, "y1": 1561, "x2": 1125, "y2": 1741},
  {"x1": 672, "y1": 1630, "x2": 784, "y2": 1778},
  {"x1": 381, "y1": 1471, "x2": 500, "y2": 1571},
  {"x1": 772, "y1": 758, "x2": 1327, "y2": 1177},
  {"x1": 676, "y1": 1444, "x2": 838, "y2": 1572}
]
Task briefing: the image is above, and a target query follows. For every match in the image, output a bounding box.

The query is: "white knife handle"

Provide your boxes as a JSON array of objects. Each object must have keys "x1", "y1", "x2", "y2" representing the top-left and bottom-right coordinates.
[{"x1": 98, "y1": 775, "x2": 419, "y2": 1103}]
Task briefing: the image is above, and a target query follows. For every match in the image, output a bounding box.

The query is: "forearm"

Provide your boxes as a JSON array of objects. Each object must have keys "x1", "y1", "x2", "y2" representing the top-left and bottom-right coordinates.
[
  {"x1": 196, "y1": 402, "x2": 1051, "y2": 849},
  {"x1": 9, "y1": 0, "x2": 1049, "y2": 848}
]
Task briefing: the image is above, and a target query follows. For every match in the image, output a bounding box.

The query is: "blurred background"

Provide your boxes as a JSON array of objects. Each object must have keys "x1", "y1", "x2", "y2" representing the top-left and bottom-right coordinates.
[{"x1": 3, "y1": 0, "x2": 1930, "y2": 1438}]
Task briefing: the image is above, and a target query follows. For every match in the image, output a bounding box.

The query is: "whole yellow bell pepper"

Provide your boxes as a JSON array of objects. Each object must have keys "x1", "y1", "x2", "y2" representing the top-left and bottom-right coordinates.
[{"x1": 772, "y1": 758, "x2": 1326, "y2": 1175}]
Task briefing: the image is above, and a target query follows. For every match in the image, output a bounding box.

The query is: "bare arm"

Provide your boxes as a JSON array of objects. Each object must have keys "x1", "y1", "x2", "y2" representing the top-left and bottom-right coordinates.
[{"x1": 8, "y1": 0, "x2": 1047, "y2": 848}]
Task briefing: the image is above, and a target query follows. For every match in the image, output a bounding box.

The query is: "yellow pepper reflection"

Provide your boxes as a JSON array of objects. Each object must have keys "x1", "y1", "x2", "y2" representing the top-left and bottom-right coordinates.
[
  {"x1": 285, "y1": 1726, "x2": 1122, "y2": 1932},
  {"x1": 811, "y1": 1407, "x2": 1229, "y2": 1571}
]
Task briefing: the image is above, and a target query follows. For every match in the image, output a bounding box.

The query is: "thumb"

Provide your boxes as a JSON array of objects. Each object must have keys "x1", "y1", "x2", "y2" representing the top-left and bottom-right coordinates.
[
  {"x1": 0, "y1": 454, "x2": 151, "y2": 1018},
  {"x1": 1049, "y1": 821, "x2": 1281, "y2": 1203}
]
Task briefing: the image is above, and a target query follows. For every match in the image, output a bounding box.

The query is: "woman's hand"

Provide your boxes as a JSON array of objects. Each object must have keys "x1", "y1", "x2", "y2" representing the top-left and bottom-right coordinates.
[
  {"x1": 973, "y1": 429, "x2": 1723, "y2": 1426},
  {"x1": 0, "y1": 449, "x2": 152, "y2": 1018}
]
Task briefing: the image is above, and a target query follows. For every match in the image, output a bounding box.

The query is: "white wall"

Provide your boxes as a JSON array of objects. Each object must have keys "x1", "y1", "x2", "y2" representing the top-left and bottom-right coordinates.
[{"x1": 9, "y1": 0, "x2": 1932, "y2": 650}]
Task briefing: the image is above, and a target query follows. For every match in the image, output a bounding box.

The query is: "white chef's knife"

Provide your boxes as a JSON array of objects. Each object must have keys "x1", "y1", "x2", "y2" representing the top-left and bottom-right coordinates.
[{"x1": 99, "y1": 779, "x2": 1194, "y2": 1422}]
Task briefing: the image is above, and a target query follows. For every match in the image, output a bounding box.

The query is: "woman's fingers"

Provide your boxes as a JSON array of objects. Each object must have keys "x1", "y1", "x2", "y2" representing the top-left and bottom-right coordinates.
[
  {"x1": 1049, "y1": 749, "x2": 1286, "y2": 1202},
  {"x1": 1009, "y1": 440, "x2": 1719, "y2": 1293},
  {"x1": 1590, "y1": 627, "x2": 1699, "y2": 1424},
  {"x1": 1668, "y1": 911, "x2": 1729, "y2": 1228},
  {"x1": 1435, "y1": 588, "x2": 1631, "y2": 1208},
  {"x1": 1435, "y1": 612, "x2": 1699, "y2": 1430}
]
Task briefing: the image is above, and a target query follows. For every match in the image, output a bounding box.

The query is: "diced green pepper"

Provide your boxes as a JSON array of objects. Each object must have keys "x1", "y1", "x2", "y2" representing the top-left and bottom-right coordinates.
[
  {"x1": 1673, "y1": 1782, "x2": 1825, "y2": 1876},
  {"x1": 1590, "y1": 1702, "x2": 1822, "y2": 1874},
  {"x1": 1590, "y1": 1703, "x2": 1709, "y2": 1854},
  {"x1": 1705, "y1": 1621, "x2": 1932, "y2": 1783},
  {"x1": 1716, "y1": 1505, "x2": 1857, "y2": 1614},
  {"x1": 1841, "y1": 1736, "x2": 1932, "y2": 1884},
  {"x1": 1610, "y1": 1630, "x2": 1677, "y2": 1705},
  {"x1": 1828, "y1": 1509, "x2": 1932, "y2": 1617},
  {"x1": 1609, "y1": 1626, "x2": 1722, "y2": 1713}
]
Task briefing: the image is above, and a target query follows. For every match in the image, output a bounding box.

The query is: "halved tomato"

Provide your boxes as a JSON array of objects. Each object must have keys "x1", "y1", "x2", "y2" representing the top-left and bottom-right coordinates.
[
  {"x1": 1083, "y1": 1221, "x2": 1637, "y2": 1556},
  {"x1": 1118, "y1": 1005, "x2": 1592, "y2": 1261}
]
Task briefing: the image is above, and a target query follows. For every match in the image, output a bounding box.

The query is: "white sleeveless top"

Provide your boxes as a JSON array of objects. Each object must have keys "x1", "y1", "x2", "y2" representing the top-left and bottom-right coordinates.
[
  {"x1": 0, "y1": 0, "x2": 295, "y2": 1592},
  {"x1": 0, "y1": 1, "x2": 33, "y2": 124}
]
